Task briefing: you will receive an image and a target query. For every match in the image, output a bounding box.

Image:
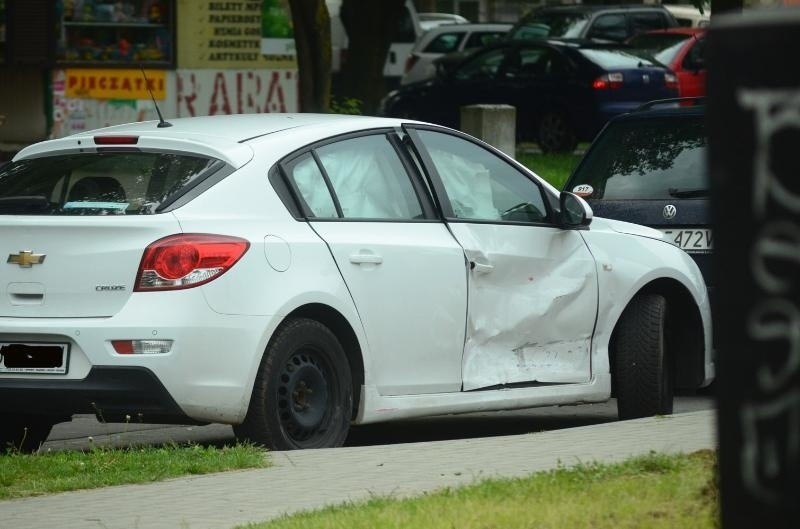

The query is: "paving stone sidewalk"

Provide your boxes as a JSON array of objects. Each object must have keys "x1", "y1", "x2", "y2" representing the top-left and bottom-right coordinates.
[{"x1": 0, "y1": 410, "x2": 717, "y2": 529}]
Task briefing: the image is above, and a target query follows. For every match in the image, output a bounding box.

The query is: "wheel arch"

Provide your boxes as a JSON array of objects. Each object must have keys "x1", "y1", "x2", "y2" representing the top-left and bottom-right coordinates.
[
  {"x1": 609, "y1": 278, "x2": 706, "y2": 392},
  {"x1": 284, "y1": 303, "x2": 365, "y2": 420}
]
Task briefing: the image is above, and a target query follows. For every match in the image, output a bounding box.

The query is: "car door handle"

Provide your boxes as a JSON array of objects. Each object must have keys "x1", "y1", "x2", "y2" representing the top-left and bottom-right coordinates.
[
  {"x1": 349, "y1": 253, "x2": 383, "y2": 265},
  {"x1": 470, "y1": 261, "x2": 494, "y2": 274}
]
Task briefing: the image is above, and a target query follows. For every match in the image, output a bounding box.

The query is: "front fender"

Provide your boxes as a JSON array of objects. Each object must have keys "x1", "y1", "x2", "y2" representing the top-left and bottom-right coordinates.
[{"x1": 580, "y1": 221, "x2": 712, "y2": 382}]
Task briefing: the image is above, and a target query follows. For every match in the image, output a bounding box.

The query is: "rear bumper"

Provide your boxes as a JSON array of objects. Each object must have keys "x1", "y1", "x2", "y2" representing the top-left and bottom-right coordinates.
[
  {"x1": 0, "y1": 366, "x2": 197, "y2": 424},
  {"x1": 0, "y1": 291, "x2": 277, "y2": 424}
]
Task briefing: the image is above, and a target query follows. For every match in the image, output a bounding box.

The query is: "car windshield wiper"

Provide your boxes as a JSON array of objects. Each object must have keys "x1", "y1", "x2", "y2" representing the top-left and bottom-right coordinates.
[
  {"x1": 0, "y1": 195, "x2": 50, "y2": 212},
  {"x1": 667, "y1": 187, "x2": 710, "y2": 198}
]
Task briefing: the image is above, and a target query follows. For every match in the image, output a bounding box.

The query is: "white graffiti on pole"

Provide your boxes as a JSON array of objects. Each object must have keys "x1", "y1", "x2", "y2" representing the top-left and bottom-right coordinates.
[{"x1": 738, "y1": 88, "x2": 800, "y2": 504}]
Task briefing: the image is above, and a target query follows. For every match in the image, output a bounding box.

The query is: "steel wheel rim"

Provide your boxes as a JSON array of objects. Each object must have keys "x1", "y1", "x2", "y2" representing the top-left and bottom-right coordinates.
[{"x1": 276, "y1": 348, "x2": 332, "y2": 445}]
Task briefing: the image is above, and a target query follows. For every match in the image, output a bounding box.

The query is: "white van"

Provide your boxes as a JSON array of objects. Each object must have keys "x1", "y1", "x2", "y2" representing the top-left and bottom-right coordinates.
[{"x1": 664, "y1": 5, "x2": 711, "y2": 27}]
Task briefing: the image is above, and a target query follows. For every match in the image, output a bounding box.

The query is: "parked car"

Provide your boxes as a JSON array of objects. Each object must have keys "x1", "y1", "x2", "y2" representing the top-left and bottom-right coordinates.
[
  {"x1": 508, "y1": 4, "x2": 679, "y2": 43},
  {"x1": 0, "y1": 113, "x2": 713, "y2": 452},
  {"x1": 564, "y1": 97, "x2": 710, "y2": 290},
  {"x1": 418, "y1": 12, "x2": 470, "y2": 31},
  {"x1": 402, "y1": 22, "x2": 513, "y2": 85},
  {"x1": 664, "y1": 4, "x2": 710, "y2": 28},
  {"x1": 627, "y1": 28, "x2": 706, "y2": 97},
  {"x1": 381, "y1": 39, "x2": 679, "y2": 152}
]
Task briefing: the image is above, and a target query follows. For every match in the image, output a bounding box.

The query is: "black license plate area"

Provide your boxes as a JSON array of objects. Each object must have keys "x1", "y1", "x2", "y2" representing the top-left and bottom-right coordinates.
[{"x1": 0, "y1": 342, "x2": 69, "y2": 374}]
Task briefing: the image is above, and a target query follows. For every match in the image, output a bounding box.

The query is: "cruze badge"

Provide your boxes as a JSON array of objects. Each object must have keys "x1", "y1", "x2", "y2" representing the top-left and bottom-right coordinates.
[
  {"x1": 7, "y1": 251, "x2": 46, "y2": 268},
  {"x1": 663, "y1": 205, "x2": 677, "y2": 220}
]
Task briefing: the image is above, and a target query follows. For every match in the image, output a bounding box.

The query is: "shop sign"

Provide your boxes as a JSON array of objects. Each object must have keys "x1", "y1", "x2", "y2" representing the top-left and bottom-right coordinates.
[{"x1": 65, "y1": 69, "x2": 166, "y2": 100}]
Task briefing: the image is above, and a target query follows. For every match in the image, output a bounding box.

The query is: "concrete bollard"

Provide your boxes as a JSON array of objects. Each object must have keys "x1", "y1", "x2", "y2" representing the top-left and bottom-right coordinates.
[{"x1": 460, "y1": 104, "x2": 516, "y2": 157}]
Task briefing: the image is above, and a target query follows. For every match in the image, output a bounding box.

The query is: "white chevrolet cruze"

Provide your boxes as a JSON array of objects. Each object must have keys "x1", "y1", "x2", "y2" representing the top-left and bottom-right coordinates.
[{"x1": 0, "y1": 114, "x2": 713, "y2": 451}]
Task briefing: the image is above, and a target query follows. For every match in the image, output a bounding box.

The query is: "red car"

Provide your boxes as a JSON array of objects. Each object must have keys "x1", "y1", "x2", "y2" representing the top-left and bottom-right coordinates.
[{"x1": 627, "y1": 28, "x2": 706, "y2": 97}]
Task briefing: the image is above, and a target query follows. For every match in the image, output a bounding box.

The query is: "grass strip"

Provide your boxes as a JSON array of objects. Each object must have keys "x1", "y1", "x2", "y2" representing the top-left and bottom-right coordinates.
[
  {"x1": 243, "y1": 450, "x2": 718, "y2": 529},
  {"x1": 516, "y1": 151, "x2": 584, "y2": 190},
  {"x1": 0, "y1": 443, "x2": 268, "y2": 500}
]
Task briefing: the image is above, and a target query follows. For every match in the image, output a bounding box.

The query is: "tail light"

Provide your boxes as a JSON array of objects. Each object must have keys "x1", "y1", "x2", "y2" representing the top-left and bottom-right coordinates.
[
  {"x1": 135, "y1": 234, "x2": 249, "y2": 292},
  {"x1": 665, "y1": 72, "x2": 679, "y2": 91},
  {"x1": 592, "y1": 72, "x2": 624, "y2": 90},
  {"x1": 405, "y1": 54, "x2": 419, "y2": 74}
]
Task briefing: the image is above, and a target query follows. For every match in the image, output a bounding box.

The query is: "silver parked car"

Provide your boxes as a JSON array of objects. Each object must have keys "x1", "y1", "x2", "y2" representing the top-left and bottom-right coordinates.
[{"x1": 401, "y1": 22, "x2": 512, "y2": 85}]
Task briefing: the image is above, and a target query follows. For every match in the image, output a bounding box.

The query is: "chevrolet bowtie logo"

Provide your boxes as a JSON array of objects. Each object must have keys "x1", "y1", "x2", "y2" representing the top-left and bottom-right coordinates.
[{"x1": 7, "y1": 251, "x2": 46, "y2": 268}]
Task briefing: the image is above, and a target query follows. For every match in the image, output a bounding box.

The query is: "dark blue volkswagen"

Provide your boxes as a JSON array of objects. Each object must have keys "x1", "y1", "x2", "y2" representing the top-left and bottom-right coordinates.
[{"x1": 563, "y1": 98, "x2": 711, "y2": 290}]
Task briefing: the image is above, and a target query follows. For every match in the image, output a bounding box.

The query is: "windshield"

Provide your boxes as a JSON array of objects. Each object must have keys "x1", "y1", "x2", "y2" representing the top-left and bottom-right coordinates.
[
  {"x1": 568, "y1": 115, "x2": 707, "y2": 200},
  {"x1": 510, "y1": 12, "x2": 589, "y2": 40},
  {"x1": 627, "y1": 33, "x2": 692, "y2": 65},
  {"x1": 0, "y1": 152, "x2": 224, "y2": 215}
]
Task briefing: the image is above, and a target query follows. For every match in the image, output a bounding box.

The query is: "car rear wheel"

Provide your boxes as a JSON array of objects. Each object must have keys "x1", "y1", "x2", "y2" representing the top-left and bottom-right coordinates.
[
  {"x1": 613, "y1": 293, "x2": 674, "y2": 420},
  {"x1": 1, "y1": 414, "x2": 60, "y2": 453},
  {"x1": 537, "y1": 111, "x2": 578, "y2": 153},
  {"x1": 234, "y1": 318, "x2": 353, "y2": 450}
]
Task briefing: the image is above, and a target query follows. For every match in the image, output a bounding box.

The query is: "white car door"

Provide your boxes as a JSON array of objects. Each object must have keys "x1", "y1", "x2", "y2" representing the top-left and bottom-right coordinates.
[
  {"x1": 406, "y1": 127, "x2": 599, "y2": 391},
  {"x1": 281, "y1": 132, "x2": 467, "y2": 396}
]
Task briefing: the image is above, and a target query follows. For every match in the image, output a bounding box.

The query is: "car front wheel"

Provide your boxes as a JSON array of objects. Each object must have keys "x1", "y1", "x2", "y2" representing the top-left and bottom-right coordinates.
[
  {"x1": 613, "y1": 293, "x2": 674, "y2": 420},
  {"x1": 234, "y1": 318, "x2": 353, "y2": 450}
]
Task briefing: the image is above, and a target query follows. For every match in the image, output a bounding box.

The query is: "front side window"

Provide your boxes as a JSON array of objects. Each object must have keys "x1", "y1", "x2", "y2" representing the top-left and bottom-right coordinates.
[
  {"x1": 587, "y1": 14, "x2": 628, "y2": 42},
  {"x1": 631, "y1": 12, "x2": 669, "y2": 33},
  {"x1": 416, "y1": 130, "x2": 548, "y2": 223},
  {"x1": 0, "y1": 152, "x2": 221, "y2": 215},
  {"x1": 315, "y1": 135, "x2": 424, "y2": 220},
  {"x1": 510, "y1": 12, "x2": 589, "y2": 40}
]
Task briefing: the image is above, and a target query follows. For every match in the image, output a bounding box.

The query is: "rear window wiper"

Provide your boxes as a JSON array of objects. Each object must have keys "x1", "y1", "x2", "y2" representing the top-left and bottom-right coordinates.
[
  {"x1": 668, "y1": 187, "x2": 709, "y2": 198},
  {"x1": 0, "y1": 195, "x2": 50, "y2": 212}
]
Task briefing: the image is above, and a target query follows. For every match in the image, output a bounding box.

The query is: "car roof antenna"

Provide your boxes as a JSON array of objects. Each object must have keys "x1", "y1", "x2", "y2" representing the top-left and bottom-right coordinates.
[{"x1": 140, "y1": 66, "x2": 172, "y2": 128}]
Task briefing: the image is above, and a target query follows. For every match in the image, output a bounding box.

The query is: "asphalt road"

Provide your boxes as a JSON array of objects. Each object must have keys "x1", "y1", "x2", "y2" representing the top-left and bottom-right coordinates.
[{"x1": 42, "y1": 394, "x2": 714, "y2": 452}]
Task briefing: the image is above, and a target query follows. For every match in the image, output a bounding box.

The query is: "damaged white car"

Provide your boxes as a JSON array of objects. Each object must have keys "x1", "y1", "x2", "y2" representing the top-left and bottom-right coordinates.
[{"x1": 0, "y1": 114, "x2": 714, "y2": 451}]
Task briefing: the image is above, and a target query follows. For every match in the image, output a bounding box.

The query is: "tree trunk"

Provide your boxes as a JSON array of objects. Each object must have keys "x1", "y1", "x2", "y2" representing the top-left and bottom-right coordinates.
[
  {"x1": 288, "y1": 0, "x2": 332, "y2": 113},
  {"x1": 710, "y1": 0, "x2": 742, "y2": 16},
  {"x1": 339, "y1": 0, "x2": 406, "y2": 115}
]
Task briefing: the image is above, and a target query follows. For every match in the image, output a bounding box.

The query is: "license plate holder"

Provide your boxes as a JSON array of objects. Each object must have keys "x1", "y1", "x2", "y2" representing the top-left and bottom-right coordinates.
[
  {"x1": 0, "y1": 342, "x2": 70, "y2": 374},
  {"x1": 660, "y1": 228, "x2": 713, "y2": 253}
]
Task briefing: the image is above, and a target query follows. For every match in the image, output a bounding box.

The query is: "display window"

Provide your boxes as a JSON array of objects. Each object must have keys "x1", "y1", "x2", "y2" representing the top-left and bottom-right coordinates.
[{"x1": 56, "y1": 0, "x2": 174, "y2": 67}]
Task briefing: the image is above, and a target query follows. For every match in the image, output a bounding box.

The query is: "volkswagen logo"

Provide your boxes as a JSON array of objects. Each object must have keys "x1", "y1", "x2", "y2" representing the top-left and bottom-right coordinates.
[{"x1": 663, "y1": 204, "x2": 677, "y2": 219}]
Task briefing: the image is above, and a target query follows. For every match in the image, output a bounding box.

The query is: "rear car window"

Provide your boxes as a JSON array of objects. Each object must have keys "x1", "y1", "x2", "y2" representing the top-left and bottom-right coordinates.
[
  {"x1": 628, "y1": 33, "x2": 693, "y2": 65},
  {"x1": 578, "y1": 48, "x2": 658, "y2": 68},
  {"x1": 510, "y1": 12, "x2": 589, "y2": 39},
  {"x1": 568, "y1": 115, "x2": 707, "y2": 200},
  {"x1": 0, "y1": 152, "x2": 224, "y2": 215}
]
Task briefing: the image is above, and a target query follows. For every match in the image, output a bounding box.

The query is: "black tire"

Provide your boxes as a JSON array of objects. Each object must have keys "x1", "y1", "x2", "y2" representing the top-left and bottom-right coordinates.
[
  {"x1": 613, "y1": 293, "x2": 674, "y2": 420},
  {"x1": 1, "y1": 414, "x2": 60, "y2": 453},
  {"x1": 234, "y1": 318, "x2": 353, "y2": 450},
  {"x1": 537, "y1": 111, "x2": 578, "y2": 153}
]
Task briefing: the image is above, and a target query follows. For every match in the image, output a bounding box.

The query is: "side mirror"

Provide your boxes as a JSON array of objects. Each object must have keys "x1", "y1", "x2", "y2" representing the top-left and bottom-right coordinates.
[{"x1": 559, "y1": 191, "x2": 593, "y2": 228}]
